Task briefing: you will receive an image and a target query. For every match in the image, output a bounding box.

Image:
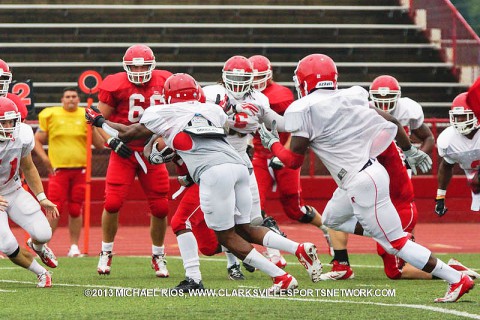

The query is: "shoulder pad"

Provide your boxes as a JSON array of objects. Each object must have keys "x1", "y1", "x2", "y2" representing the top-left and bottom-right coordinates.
[
  {"x1": 19, "y1": 122, "x2": 34, "y2": 145},
  {"x1": 99, "y1": 72, "x2": 130, "y2": 92}
]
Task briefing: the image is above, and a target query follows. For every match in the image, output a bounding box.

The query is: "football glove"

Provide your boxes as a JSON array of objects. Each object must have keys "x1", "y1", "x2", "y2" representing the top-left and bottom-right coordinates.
[
  {"x1": 148, "y1": 142, "x2": 176, "y2": 164},
  {"x1": 434, "y1": 197, "x2": 448, "y2": 217},
  {"x1": 259, "y1": 120, "x2": 279, "y2": 150},
  {"x1": 234, "y1": 102, "x2": 260, "y2": 117},
  {"x1": 107, "y1": 137, "x2": 133, "y2": 159},
  {"x1": 85, "y1": 106, "x2": 105, "y2": 127},
  {"x1": 177, "y1": 174, "x2": 194, "y2": 187},
  {"x1": 269, "y1": 156, "x2": 284, "y2": 170},
  {"x1": 403, "y1": 146, "x2": 432, "y2": 175}
]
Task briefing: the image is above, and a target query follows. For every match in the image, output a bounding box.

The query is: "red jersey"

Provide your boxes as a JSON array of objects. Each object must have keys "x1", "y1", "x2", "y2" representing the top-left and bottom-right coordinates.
[
  {"x1": 98, "y1": 69, "x2": 172, "y2": 150},
  {"x1": 377, "y1": 142, "x2": 414, "y2": 204},
  {"x1": 253, "y1": 82, "x2": 294, "y2": 158}
]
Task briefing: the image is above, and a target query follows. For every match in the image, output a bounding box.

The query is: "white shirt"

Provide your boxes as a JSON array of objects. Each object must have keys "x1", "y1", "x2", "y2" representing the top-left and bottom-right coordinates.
[
  {"x1": 437, "y1": 126, "x2": 480, "y2": 210},
  {"x1": 286, "y1": 86, "x2": 397, "y2": 187},
  {"x1": 203, "y1": 84, "x2": 284, "y2": 168},
  {"x1": 390, "y1": 97, "x2": 425, "y2": 135},
  {"x1": 0, "y1": 123, "x2": 35, "y2": 195}
]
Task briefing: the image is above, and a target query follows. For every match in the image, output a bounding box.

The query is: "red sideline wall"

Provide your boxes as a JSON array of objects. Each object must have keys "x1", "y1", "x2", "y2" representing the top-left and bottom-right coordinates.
[{"x1": 46, "y1": 175, "x2": 480, "y2": 227}]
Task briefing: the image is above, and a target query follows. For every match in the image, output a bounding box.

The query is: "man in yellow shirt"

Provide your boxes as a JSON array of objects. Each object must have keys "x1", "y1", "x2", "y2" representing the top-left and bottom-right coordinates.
[{"x1": 34, "y1": 87, "x2": 104, "y2": 256}]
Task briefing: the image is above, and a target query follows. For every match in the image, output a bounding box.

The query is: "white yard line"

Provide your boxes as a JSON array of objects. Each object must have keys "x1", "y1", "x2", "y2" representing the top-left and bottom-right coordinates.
[{"x1": 0, "y1": 278, "x2": 478, "y2": 319}]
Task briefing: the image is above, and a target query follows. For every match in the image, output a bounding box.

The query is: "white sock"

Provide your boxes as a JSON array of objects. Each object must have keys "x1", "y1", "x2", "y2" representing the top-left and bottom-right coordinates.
[
  {"x1": 225, "y1": 251, "x2": 239, "y2": 268},
  {"x1": 432, "y1": 260, "x2": 462, "y2": 284},
  {"x1": 102, "y1": 242, "x2": 114, "y2": 252},
  {"x1": 70, "y1": 244, "x2": 79, "y2": 250},
  {"x1": 266, "y1": 247, "x2": 282, "y2": 258},
  {"x1": 152, "y1": 245, "x2": 165, "y2": 256},
  {"x1": 243, "y1": 248, "x2": 285, "y2": 278},
  {"x1": 177, "y1": 232, "x2": 202, "y2": 283},
  {"x1": 32, "y1": 243, "x2": 44, "y2": 252},
  {"x1": 262, "y1": 231, "x2": 298, "y2": 254},
  {"x1": 28, "y1": 259, "x2": 46, "y2": 275}
]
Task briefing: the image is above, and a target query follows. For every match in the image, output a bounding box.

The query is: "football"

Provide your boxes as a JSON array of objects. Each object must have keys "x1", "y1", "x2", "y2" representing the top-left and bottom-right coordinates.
[{"x1": 468, "y1": 170, "x2": 480, "y2": 194}]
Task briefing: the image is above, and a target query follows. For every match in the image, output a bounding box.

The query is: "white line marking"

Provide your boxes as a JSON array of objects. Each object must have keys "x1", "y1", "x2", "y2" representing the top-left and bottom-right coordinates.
[
  {"x1": 0, "y1": 279, "x2": 478, "y2": 319},
  {"x1": 253, "y1": 296, "x2": 480, "y2": 319}
]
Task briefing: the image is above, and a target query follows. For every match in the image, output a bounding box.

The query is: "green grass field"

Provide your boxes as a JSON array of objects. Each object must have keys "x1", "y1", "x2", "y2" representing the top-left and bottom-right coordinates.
[{"x1": 1, "y1": 253, "x2": 479, "y2": 319}]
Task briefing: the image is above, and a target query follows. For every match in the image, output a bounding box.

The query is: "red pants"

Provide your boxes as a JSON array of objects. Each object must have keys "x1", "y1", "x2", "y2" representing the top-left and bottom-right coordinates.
[
  {"x1": 252, "y1": 156, "x2": 305, "y2": 220},
  {"x1": 48, "y1": 168, "x2": 85, "y2": 217}
]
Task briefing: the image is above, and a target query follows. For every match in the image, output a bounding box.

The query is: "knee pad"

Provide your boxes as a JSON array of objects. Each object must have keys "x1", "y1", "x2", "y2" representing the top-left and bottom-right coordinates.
[
  {"x1": 381, "y1": 252, "x2": 402, "y2": 279},
  {"x1": 104, "y1": 194, "x2": 124, "y2": 213},
  {"x1": 7, "y1": 246, "x2": 20, "y2": 259},
  {"x1": 298, "y1": 205, "x2": 317, "y2": 223},
  {"x1": 32, "y1": 225, "x2": 52, "y2": 244},
  {"x1": 149, "y1": 197, "x2": 169, "y2": 219},
  {"x1": 280, "y1": 194, "x2": 304, "y2": 221},
  {"x1": 68, "y1": 202, "x2": 83, "y2": 218},
  {"x1": 250, "y1": 216, "x2": 263, "y2": 226},
  {"x1": 0, "y1": 235, "x2": 19, "y2": 256},
  {"x1": 198, "y1": 241, "x2": 220, "y2": 256},
  {"x1": 171, "y1": 214, "x2": 187, "y2": 234},
  {"x1": 396, "y1": 239, "x2": 431, "y2": 271}
]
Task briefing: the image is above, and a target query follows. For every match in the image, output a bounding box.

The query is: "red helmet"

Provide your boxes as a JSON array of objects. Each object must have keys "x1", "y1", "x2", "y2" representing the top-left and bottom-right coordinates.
[
  {"x1": 123, "y1": 44, "x2": 156, "y2": 84},
  {"x1": 0, "y1": 96, "x2": 20, "y2": 141},
  {"x1": 369, "y1": 75, "x2": 401, "y2": 113},
  {"x1": 0, "y1": 59, "x2": 12, "y2": 97},
  {"x1": 248, "y1": 55, "x2": 272, "y2": 92},
  {"x1": 163, "y1": 73, "x2": 202, "y2": 104},
  {"x1": 449, "y1": 92, "x2": 478, "y2": 135},
  {"x1": 222, "y1": 55, "x2": 254, "y2": 99},
  {"x1": 293, "y1": 54, "x2": 338, "y2": 98}
]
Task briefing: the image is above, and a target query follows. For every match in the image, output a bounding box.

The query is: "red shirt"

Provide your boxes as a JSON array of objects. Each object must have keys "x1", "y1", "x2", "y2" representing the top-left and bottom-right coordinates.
[
  {"x1": 98, "y1": 70, "x2": 172, "y2": 150},
  {"x1": 253, "y1": 82, "x2": 294, "y2": 158}
]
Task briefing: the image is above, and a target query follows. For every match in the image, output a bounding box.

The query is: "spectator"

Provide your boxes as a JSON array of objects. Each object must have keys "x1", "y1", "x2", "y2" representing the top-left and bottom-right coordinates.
[{"x1": 33, "y1": 87, "x2": 104, "y2": 257}]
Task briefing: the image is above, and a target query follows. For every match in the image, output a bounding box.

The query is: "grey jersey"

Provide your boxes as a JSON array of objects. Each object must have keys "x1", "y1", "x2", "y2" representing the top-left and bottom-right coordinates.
[{"x1": 140, "y1": 101, "x2": 246, "y2": 183}]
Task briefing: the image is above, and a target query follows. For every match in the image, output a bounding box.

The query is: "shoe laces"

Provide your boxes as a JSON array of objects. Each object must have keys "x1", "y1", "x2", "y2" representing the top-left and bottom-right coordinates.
[
  {"x1": 153, "y1": 254, "x2": 167, "y2": 267},
  {"x1": 228, "y1": 264, "x2": 243, "y2": 277}
]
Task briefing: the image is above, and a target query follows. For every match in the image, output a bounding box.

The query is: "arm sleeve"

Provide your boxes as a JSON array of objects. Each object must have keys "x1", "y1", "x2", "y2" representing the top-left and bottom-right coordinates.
[{"x1": 270, "y1": 142, "x2": 305, "y2": 169}]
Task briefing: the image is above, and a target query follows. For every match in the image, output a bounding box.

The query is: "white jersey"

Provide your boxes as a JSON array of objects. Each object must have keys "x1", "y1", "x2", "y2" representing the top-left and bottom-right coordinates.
[
  {"x1": 437, "y1": 126, "x2": 480, "y2": 210},
  {"x1": 0, "y1": 123, "x2": 35, "y2": 195},
  {"x1": 203, "y1": 84, "x2": 284, "y2": 167},
  {"x1": 390, "y1": 97, "x2": 424, "y2": 135},
  {"x1": 286, "y1": 86, "x2": 397, "y2": 187},
  {"x1": 140, "y1": 101, "x2": 246, "y2": 183}
]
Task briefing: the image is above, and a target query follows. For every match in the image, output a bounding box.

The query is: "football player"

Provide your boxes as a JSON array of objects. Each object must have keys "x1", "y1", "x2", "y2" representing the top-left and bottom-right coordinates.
[
  {"x1": 436, "y1": 92, "x2": 480, "y2": 215},
  {"x1": 0, "y1": 97, "x2": 59, "y2": 287},
  {"x1": 0, "y1": 59, "x2": 28, "y2": 121},
  {"x1": 86, "y1": 73, "x2": 322, "y2": 294},
  {"x1": 259, "y1": 53, "x2": 474, "y2": 303},
  {"x1": 94, "y1": 44, "x2": 172, "y2": 277},
  {"x1": 249, "y1": 55, "x2": 333, "y2": 258}
]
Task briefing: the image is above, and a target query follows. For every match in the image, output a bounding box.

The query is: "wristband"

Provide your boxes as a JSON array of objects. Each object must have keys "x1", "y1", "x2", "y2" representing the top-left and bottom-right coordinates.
[{"x1": 36, "y1": 192, "x2": 47, "y2": 202}]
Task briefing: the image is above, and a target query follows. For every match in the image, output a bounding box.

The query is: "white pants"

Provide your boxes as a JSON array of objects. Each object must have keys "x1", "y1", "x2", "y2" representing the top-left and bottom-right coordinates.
[
  {"x1": 200, "y1": 163, "x2": 252, "y2": 231},
  {"x1": 248, "y1": 171, "x2": 262, "y2": 224},
  {"x1": 0, "y1": 188, "x2": 52, "y2": 255},
  {"x1": 322, "y1": 160, "x2": 407, "y2": 254}
]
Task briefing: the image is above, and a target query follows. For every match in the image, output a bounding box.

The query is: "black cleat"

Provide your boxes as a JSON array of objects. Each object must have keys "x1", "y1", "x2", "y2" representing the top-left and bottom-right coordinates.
[
  {"x1": 262, "y1": 216, "x2": 287, "y2": 238},
  {"x1": 243, "y1": 261, "x2": 256, "y2": 273},
  {"x1": 172, "y1": 277, "x2": 204, "y2": 293},
  {"x1": 228, "y1": 263, "x2": 246, "y2": 280}
]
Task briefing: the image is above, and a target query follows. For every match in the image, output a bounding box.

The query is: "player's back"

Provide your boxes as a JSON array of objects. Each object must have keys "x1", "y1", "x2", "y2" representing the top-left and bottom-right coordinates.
[{"x1": 286, "y1": 86, "x2": 397, "y2": 186}]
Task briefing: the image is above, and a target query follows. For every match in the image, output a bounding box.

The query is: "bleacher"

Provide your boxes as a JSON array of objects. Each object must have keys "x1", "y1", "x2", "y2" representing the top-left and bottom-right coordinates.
[{"x1": 0, "y1": 1, "x2": 470, "y2": 119}]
